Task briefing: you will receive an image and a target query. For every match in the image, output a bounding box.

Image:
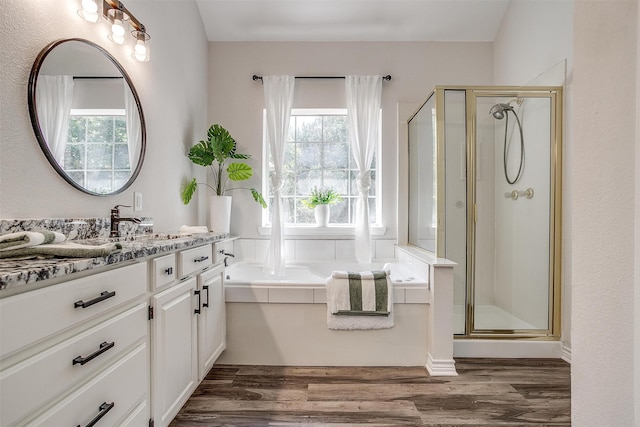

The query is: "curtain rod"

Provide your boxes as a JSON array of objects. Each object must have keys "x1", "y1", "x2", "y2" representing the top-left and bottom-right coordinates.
[
  {"x1": 252, "y1": 74, "x2": 391, "y2": 82},
  {"x1": 73, "y1": 76, "x2": 123, "y2": 79}
]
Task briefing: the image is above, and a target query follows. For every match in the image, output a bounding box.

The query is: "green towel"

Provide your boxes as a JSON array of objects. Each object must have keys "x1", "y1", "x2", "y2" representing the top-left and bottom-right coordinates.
[
  {"x1": 0, "y1": 242, "x2": 123, "y2": 259},
  {"x1": 334, "y1": 270, "x2": 390, "y2": 316}
]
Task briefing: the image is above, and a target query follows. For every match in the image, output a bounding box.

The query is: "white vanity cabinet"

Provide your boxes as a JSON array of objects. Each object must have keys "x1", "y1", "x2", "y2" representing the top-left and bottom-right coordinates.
[
  {"x1": 0, "y1": 262, "x2": 149, "y2": 427},
  {"x1": 150, "y1": 276, "x2": 199, "y2": 427},
  {"x1": 149, "y1": 242, "x2": 225, "y2": 427},
  {"x1": 197, "y1": 262, "x2": 226, "y2": 381}
]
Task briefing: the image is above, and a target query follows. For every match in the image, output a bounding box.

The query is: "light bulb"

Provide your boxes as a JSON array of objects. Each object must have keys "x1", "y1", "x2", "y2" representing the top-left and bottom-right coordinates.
[
  {"x1": 81, "y1": 0, "x2": 98, "y2": 14},
  {"x1": 112, "y1": 19, "x2": 125, "y2": 37},
  {"x1": 79, "y1": 0, "x2": 99, "y2": 22},
  {"x1": 134, "y1": 40, "x2": 147, "y2": 61}
]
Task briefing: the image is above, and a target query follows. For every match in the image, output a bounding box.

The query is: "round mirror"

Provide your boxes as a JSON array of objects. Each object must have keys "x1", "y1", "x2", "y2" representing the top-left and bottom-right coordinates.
[{"x1": 28, "y1": 38, "x2": 146, "y2": 196}]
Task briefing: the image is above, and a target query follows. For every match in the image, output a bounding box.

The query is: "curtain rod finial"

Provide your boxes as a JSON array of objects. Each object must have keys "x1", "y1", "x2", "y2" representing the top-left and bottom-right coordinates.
[{"x1": 252, "y1": 74, "x2": 263, "y2": 81}]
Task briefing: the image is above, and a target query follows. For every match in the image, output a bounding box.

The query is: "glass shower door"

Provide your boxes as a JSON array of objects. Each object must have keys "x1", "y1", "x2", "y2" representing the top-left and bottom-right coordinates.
[{"x1": 472, "y1": 93, "x2": 554, "y2": 333}]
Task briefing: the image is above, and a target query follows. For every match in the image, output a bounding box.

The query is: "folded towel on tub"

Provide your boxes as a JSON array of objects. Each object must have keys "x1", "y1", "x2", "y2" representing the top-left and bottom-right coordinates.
[
  {"x1": 326, "y1": 270, "x2": 394, "y2": 330},
  {"x1": 0, "y1": 230, "x2": 65, "y2": 252}
]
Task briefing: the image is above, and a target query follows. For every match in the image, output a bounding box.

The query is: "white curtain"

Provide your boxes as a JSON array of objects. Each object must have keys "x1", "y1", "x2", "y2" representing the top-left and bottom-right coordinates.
[
  {"x1": 36, "y1": 75, "x2": 74, "y2": 165},
  {"x1": 345, "y1": 75, "x2": 382, "y2": 263},
  {"x1": 123, "y1": 82, "x2": 141, "y2": 170},
  {"x1": 264, "y1": 75, "x2": 295, "y2": 276}
]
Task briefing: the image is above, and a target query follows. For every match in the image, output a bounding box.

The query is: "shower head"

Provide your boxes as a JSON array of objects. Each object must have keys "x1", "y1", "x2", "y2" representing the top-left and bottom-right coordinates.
[{"x1": 490, "y1": 103, "x2": 514, "y2": 120}]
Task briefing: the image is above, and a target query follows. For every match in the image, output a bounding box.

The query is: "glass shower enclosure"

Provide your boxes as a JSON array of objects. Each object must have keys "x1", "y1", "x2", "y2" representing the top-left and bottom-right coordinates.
[{"x1": 408, "y1": 86, "x2": 562, "y2": 338}]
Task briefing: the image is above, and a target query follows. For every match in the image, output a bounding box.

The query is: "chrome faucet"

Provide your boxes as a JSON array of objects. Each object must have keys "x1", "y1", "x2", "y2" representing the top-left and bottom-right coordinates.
[{"x1": 110, "y1": 205, "x2": 141, "y2": 238}]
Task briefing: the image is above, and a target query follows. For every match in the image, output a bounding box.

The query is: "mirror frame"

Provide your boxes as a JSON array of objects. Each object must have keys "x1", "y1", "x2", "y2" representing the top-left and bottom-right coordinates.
[{"x1": 28, "y1": 38, "x2": 146, "y2": 196}]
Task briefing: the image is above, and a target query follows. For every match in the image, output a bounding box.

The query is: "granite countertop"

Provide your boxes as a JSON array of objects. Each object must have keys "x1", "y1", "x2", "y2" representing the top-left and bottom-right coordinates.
[{"x1": 0, "y1": 232, "x2": 229, "y2": 294}]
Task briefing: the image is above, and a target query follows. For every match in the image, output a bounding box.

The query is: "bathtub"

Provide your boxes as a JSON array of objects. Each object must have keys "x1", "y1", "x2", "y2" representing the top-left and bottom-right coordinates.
[
  {"x1": 225, "y1": 261, "x2": 429, "y2": 287},
  {"x1": 219, "y1": 260, "x2": 435, "y2": 367}
]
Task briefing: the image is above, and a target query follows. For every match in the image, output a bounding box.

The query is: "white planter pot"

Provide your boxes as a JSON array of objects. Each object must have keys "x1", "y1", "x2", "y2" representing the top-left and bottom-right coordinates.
[
  {"x1": 209, "y1": 195, "x2": 232, "y2": 233},
  {"x1": 314, "y1": 204, "x2": 330, "y2": 227}
]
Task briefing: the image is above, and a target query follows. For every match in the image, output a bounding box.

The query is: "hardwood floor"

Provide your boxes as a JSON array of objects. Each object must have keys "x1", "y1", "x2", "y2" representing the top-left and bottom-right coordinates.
[{"x1": 170, "y1": 358, "x2": 571, "y2": 426}]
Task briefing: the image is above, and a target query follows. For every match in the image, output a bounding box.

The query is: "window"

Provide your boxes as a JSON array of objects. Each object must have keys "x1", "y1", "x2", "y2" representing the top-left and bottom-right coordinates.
[
  {"x1": 65, "y1": 109, "x2": 131, "y2": 194},
  {"x1": 264, "y1": 108, "x2": 380, "y2": 226}
]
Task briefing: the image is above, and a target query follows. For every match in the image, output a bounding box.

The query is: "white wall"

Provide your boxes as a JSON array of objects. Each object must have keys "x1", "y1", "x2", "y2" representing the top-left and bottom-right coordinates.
[
  {"x1": 571, "y1": 1, "x2": 637, "y2": 425},
  {"x1": 207, "y1": 42, "x2": 493, "y2": 239},
  {"x1": 0, "y1": 0, "x2": 209, "y2": 231}
]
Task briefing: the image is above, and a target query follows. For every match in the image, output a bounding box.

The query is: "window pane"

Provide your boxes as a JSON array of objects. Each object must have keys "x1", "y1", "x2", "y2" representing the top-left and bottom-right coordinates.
[
  {"x1": 323, "y1": 170, "x2": 348, "y2": 195},
  {"x1": 114, "y1": 117, "x2": 127, "y2": 143},
  {"x1": 114, "y1": 143, "x2": 130, "y2": 169},
  {"x1": 86, "y1": 171, "x2": 113, "y2": 194},
  {"x1": 323, "y1": 116, "x2": 348, "y2": 142},
  {"x1": 323, "y1": 143, "x2": 349, "y2": 169},
  {"x1": 87, "y1": 144, "x2": 113, "y2": 169},
  {"x1": 330, "y1": 199, "x2": 349, "y2": 224},
  {"x1": 296, "y1": 143, "x2": 322, "y2": 169},
  {"x1": 281, "y1": 171, "x2": 295, "y2": 196},
  {"x1": 64, "y1": 144, "x2": 84, "y2": 170},
  {"x1": 295, "y1": 116, "x2": 322, "y2": 142},
  {"x1": 114, "y1": 171, "x2": 130, "y2": 188},
  {"x1": 86, "y1": 117, "x2": 113, "y2": 142},
  {"x1": 296, "y1": 169, "x2": 322, "y2": 195},
  {"x1": 296, "y1": 199, "x2": 315, "y2": 224},
  {"x1": 68, "y1": 117, "x2": 85, "y2": 143},
  {"x1": 67, "y1": 171, "x2": 85, "y2": 187}
]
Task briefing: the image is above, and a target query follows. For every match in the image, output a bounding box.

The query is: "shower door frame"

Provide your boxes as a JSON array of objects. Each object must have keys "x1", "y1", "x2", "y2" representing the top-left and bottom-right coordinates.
[{"x1": 461, "y1": 86, "x2": 563, "y2": 339}]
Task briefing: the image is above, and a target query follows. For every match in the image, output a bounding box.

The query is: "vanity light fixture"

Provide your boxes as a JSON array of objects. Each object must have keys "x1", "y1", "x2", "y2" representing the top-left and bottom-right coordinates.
[{"x1": 78, "y1": 0, "x2": 151, "y2": 62}]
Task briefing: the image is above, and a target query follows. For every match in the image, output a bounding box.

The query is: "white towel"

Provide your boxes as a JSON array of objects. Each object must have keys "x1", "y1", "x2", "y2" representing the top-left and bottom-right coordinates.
[
  {"x1": 0, "y1": 231, "x2": 65, "y2": 252},
  {"x1": 178, "y1": 225, "x2": 209, "y2": 234},
  {"x1": 326, "y1": 270, "x2": 394, "y2": 330}
]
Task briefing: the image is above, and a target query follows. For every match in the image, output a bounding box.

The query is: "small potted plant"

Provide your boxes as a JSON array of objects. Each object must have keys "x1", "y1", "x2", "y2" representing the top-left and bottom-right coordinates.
[
  {"x1": 181, "y1": 124, "x2": 266, "y2": 233},
  {"x1": 302, "y1": 186, "x2": 342, "y2": 227}
]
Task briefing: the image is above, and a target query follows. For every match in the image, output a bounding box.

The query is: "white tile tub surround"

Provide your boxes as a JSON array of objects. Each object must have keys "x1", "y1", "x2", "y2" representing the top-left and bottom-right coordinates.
[
  {"x1": 221, "y1": 246, "x2": 457, "y2": 374},
  {"x1": 233, "y1": 238, "x2": 397, "y2": 263}
]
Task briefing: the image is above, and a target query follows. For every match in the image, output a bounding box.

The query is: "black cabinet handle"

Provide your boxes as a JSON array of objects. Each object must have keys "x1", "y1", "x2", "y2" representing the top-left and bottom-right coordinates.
[
  {"x1": 203, "y1": 285, "x2": 210, "y2": 308},
  {"x1": 78, "y1": 401, "x2": 114, "y2": 427},
  {"x1": 73, "y1": 341, "x2": 115, "y2": 366},
  {"x1": 74, "y1": 291, "x2": 116, "y2": 309},
  {"x1": 165, "y1": 267, "x2": 173, "y2": 275},
  {"x1": 194, "y1": 290, "x2": 201, "y2": 314},
  {"x1": 194, "y1": 256, "x2": 209, "y2": 263}
]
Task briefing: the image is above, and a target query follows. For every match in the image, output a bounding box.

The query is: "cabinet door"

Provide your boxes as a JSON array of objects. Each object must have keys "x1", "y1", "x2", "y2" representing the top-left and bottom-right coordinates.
[
  {"x1": 151, "y1": 277, "x2": 198, "y2": 427},
  {"x1": 197, "y1": 264, "x2": 226, "y2": 381}
]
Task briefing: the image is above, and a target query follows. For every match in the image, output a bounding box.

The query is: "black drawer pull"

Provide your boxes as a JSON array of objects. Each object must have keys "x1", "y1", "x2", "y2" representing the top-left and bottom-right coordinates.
[
  {"x1": 194, "y1": 290, "x2": 201, "y2": 314},
  {"x1": 73, "y1": 341, "x2": 115, "y2": 366},
  {"x1": 78, "y1": 401, "x2": 114, "y2": 427},
  {"x1": 165, "y1": 267, "x2": 173, "y2": 275},
  {"x1": 74, "y1": 291, "x2": 116, "y2": 309},
  {"x1": 203, "y1": 285, "x2": 210, "y2": 308},
  {"x1": 194, "y1": 256, "x2": 209, "y2": 263}
]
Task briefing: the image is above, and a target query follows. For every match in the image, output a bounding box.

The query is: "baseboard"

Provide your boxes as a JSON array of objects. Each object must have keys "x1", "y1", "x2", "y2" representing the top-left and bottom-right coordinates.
[
  {"x1": 454, "y1": 339, "x2": 563, "y2": 358},
  {"x1": 561, "y1": 342, "x2": 572, "y2": 363},
  {"x1": 425, "y1": 354, "x2": 458, "y2": 376}
]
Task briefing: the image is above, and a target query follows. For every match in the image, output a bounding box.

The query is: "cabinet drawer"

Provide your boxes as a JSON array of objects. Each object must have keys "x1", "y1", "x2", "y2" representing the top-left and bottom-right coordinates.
[
  {"x1": 0, "y1": 262, "x2": 146, "y2": 359},
  {"x1": 27, "y1": 343, "x2": 148, "y2": 427},
  {"x1": 0, "y1": 303, "x2": 147, "y2": 427},
  {"x1": 178, "y1": 245, "x2": 213, "y2": 278},
  {"x1": 150, "y1": 253, "x2": 177, "y2": 290}
]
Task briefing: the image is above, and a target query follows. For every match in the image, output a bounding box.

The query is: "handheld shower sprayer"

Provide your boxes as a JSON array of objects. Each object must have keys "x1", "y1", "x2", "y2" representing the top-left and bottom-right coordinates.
[
  {"x1": 489, "y1": 103, "x2": 513, "y2": 120},
  {"x1": 490, "y1": 101, "x2": 525, "y2": 185}
]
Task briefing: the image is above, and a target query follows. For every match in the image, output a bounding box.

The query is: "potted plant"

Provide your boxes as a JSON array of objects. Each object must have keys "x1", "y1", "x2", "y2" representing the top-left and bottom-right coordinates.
[
  {"x1": 302, "y1": 187, "x2": 342, "y2": 227},
  {"x1": 181, "y1": 124, "x2": 266, "y2": 233}
]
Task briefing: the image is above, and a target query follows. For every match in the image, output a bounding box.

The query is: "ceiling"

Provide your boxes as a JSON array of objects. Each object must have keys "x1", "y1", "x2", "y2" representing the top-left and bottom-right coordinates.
[{"x1": 194, "y1": 0, "x2": 511, "y2": 42}]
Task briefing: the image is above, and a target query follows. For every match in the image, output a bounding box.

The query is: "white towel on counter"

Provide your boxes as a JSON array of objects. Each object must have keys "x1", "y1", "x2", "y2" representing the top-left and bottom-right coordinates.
[
  {"x1": 178, "y1": 225, "x2": 209, "y2": 234},
  {"x1": 0, "y1": 231, "x2": 65, "y2": 252},
  {"x1": 326, "y1": 270, "x2": 394, "y2": 330}
]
